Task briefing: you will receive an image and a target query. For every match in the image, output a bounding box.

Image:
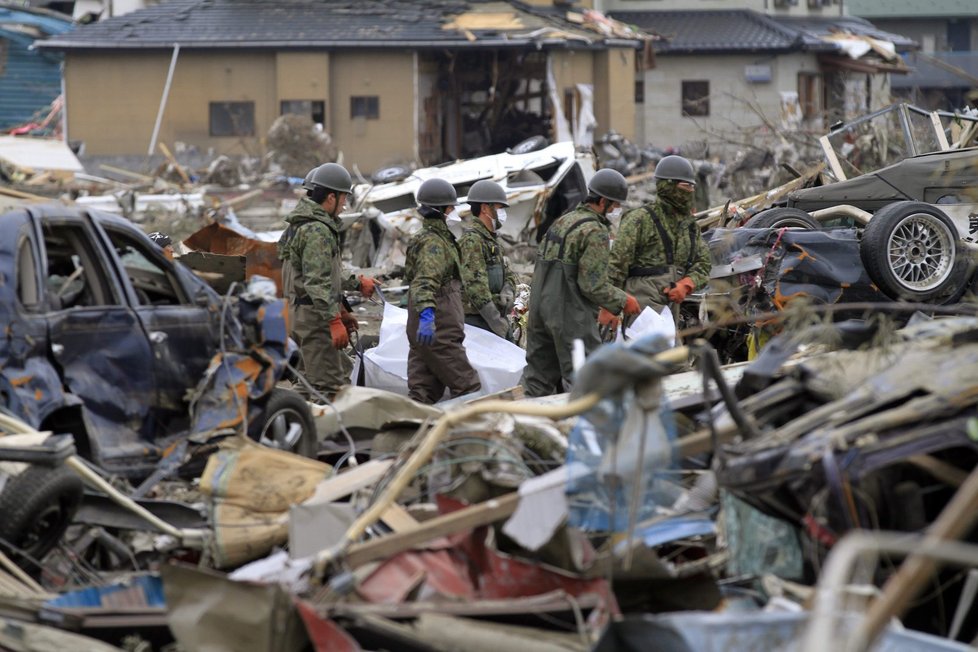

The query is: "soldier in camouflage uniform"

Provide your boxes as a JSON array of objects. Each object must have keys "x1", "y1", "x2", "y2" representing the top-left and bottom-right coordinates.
[
  {"x1": 459, "y1": 180, "x2": 518, "y2": 340},
  {"x1": 608, "y1": 155, "x2": 710, "y2": 324},
  {"x1": 521, "y1": 169, "x2": 641, "y2": 397},
  {"x1": 277, "y1": 163, "x2": 377, "y2": 398},
  {"x1": 405, "y1": 178, "x2": 482, "y2": 404}
]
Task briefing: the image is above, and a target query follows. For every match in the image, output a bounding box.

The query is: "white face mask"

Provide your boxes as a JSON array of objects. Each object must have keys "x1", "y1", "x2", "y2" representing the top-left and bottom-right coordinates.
[
  {"x1": 495, "y1": 208, "x2": 508, "y2": 225},
  {"x1": 607, "y1": 207, "x2": 623, "y2": 220},
  {"x1": 446, "y1": 209, "x2": 462, "y2": 223}
]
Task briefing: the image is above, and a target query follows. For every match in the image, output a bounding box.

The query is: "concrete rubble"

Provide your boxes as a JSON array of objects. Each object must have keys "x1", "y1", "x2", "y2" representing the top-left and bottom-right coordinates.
[{"x1": 2, "y1": 103, "x2": 978, "y2": 650}]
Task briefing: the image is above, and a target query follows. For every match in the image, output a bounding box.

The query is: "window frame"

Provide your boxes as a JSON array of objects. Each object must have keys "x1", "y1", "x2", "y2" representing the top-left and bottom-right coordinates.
[
  {"x1": 350, "y1": 95, "x2": 380, "y2": 120},
  {"x1": 209, "y1": 101, "x2": 256, "y2": 137},
  {"x1": 681, "y1": 80, "x2": 710, "y2": 117}
]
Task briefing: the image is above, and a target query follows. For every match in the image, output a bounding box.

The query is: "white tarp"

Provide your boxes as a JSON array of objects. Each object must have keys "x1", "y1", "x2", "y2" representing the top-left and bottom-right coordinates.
[
  {"x1": 0, "y1": 135, "x2": 84, "y2": 173},
  {"x1": 616, "y1": 305, "x2": 676, "y2": 347},
  {"x1": 353, "y1": 303, "x2": 527, "y2": 400}
]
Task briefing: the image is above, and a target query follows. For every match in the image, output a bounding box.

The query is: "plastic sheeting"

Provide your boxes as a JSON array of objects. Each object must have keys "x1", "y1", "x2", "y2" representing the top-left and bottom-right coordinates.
[{"x1": 353, "y1": 303, "x2": 527, "y2": 400}]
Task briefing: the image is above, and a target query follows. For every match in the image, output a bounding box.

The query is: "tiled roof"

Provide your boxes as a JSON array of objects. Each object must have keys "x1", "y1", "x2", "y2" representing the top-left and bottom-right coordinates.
[
  {"x1": 611, "y1": 9, "x2": 914, "y2": 55},
  {"x1": 772, "y1": 15, "x2": 917, "y2": 52},
  {"x1": 39, "y1": 0, "x2": 639, "y2": 50},
  {"x1": 611, "y1": 9, "x2": 828, "y2": 54}
]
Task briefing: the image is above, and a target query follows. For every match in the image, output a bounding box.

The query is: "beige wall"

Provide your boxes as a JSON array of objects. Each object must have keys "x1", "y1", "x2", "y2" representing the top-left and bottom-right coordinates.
[
  {"x1": 593, "y1": 47, "x2": 636, "y2": 141},
  {"x1": 639, "y1": 52, "x2": 817, "y2": 152},
  {"x1": 63, "y1": 48, "x2": 416, "y2": 172},
  {"x1": 598, "y1": 0, "x2": 844, "y2": 16},
  {"x1": 328, "y1": 51, "x2": 415, "y2": 173},
  {"x1": 66, "y1": 50, "x2": 278, "y2": 157},
  {"x1": 275, "y1": 51, "x2": 330, "y2": 114}
]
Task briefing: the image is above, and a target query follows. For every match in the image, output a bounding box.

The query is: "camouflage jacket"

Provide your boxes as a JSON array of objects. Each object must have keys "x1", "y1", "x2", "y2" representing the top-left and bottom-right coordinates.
[
  {"x1": 405, "y1": 216, "x2": 463, "y2": 311},
  {"x1": 537, "y1": 204, "x2": 626, "y2": 313},
  {"x1": 609, "y1": 201, "x2": 711, "y2": 289},
  {"x1": 278, "y1": 197, "x2": 358, "y2": 321},
  {"x1": 458, "y1": 219, "x2": 518, "y2": 314}
]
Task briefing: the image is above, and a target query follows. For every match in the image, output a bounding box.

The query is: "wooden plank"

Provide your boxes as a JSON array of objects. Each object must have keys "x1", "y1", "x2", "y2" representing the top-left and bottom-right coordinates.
[
  {"x1": 306, "y1": 459, "x2": 394, "y2": 506},
  {"x1": 380, "y1": 503, "x2": 420, "y2": 533},
  {"x1": 346, "y1": 493, "x2": 519, "y2": 568}
]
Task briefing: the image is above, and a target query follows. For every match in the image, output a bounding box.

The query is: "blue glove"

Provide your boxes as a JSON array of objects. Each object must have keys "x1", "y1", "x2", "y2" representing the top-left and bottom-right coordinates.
[{"x1": 417, "y1": 307, "x2": 436, "y2": 345}]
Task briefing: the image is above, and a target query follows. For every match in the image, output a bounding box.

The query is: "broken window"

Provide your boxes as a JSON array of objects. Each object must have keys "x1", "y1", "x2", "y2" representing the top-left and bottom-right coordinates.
[
  {"x1": 16, "y1": 232, "x2": 40, "y2": 311},
  {"x1": 350, "y1": 96, "x2": 379, "y2": 120},
  {"x1": 104, "y1": 228, "x2": 185, "y2": 306},
  {"x1": 42, "y1": 223, "x2": 118, "y2": 310},
  {"x1": 209, "y1": 101, "x2": 255, "y2": 137},
  {"x1": 682, "y1": 80, "x2": 710, "y2": 117},
  {"x1": 635, "y1": 79, "x2": 645, "y2": 104},
  {"x1": 281, "y1": 100, "x2": 325, "y2": 127}
]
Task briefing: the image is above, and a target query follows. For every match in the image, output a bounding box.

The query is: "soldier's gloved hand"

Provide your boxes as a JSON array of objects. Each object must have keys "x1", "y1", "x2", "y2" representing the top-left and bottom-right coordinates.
[
  {"x1": 598, "y1": 308, "x2": 620, "y2": 330},
  {"x1": 329, "y1": 316, "x2": 350, "y2": 349},
  {"x1": 665, "y1": 277, "x2": 695, "y2": 303},
  {"x1": 340, "y1": 309, "x2": 359, "y2": 333},
  {"x1": 623, "y1": 294, "x2": 641, "y2": 316},
  {"x1": 417, "y1": 307, "x2": 436, "y2": 346},
  {"x1": 498, "y1": 283, "x2": 516, "y2": 313},
  {"x1": 358, "y1": 275, "x2": 378, "y2": 298},
  {"x1": 479, "y1": 301, "x2": 510, "y2": 339}
]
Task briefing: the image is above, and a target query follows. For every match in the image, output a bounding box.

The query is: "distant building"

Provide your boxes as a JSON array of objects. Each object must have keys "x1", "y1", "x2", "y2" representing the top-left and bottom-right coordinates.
[
  {"x1": 39, "y1": 0, "x2": 650, "y2": 174},
  {"x1": 0, "y1": 5, "x2": 73, "y2": 132},
  {"x1": 848, "y1": 0, "x2": 978, "y2": 110},
  {"x1": 604, "y1": 0, "x2": 915, "y2": 152}
]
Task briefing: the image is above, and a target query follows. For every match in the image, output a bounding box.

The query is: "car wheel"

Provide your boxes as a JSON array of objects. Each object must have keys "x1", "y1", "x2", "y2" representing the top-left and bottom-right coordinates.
[
  {"x1": 371, "y1": 165, "x2": 412, "y2": 185},
  {"x1": 249, "y1": 388, "x2": 319, "y2": 458},
  {"x1": 508, "y1": 135, "x2": 549, "y2": 155},
  {"x1": 744, "y1": 207, "x2": 820, "y2": 230},
  {"x1": 0, "y1": 465, "x2": 82, "y2": 566},
  {"x1": 860, "y1": 201, "x2": 965, "y2": 302}
]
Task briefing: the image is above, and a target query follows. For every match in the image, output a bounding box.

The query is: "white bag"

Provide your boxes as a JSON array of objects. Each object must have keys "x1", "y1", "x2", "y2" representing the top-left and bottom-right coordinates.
[{"x1": 352, "y1": 303, "x2": 526, "y2": 401}]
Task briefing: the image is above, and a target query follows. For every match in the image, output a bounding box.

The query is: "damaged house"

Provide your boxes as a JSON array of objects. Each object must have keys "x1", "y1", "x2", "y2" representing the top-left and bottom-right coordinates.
[
  {"x1": 606, "y1": 1, "x2": 916, "y2": 152},
  {"x1": 37, "y1": 0, "x2": 651, "y2": 174},
  {"x1": 0, "y1": 4, "x2": 73, "y2": 132}
]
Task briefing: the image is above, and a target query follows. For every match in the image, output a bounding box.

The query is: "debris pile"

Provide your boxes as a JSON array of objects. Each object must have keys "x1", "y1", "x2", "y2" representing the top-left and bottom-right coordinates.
[{"x1": 3, "y1": 101, "x2": 978, "y2": 650}]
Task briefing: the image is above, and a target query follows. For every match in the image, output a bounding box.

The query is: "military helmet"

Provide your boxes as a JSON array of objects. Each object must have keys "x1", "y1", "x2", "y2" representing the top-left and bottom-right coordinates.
[
  {"x1": 310, "y1": 162, "x2": 353, "y2": 194},
  {"x1": 588, "y1": 168, "x2": 628, "y2": 203},
  {"x1": 301, "y1": 165, "x2": 319, "y2": 191},
  {"x1": 466, "y1": 180, "x2": 509, "y2": 207},
  {"x1": 654, "y1": 155, "x2": 696, "y2": 185},
  {"x1": 416, "y1": 178, "x2": 458, "y2": 207}
]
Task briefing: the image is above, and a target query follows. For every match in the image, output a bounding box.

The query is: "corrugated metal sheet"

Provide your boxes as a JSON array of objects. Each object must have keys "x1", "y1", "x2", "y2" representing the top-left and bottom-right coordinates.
[{"x1": 0, "y1": 7, "x2": 73, "y2": 131}]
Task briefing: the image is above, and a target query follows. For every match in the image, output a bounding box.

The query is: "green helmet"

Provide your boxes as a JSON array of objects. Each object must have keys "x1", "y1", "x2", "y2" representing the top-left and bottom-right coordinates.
[
  {"x1": 416, "y1": 178, "x2": 458, "y2": 207},
  {"x1": 310, "y1": 162, "x2": 353, "y2": 194},
  {"x1": 301, "y1": 166, "x2": 319, "y2": 191},
  {"x1": 466, "y1": 180, "x2": 509, "y2": 207},
  {"x1": 588, "y1": 168, "x2": 628, "y2": 203},
  {"x1": 654, "y1": 155, "x2": 696, "y2": 184}
]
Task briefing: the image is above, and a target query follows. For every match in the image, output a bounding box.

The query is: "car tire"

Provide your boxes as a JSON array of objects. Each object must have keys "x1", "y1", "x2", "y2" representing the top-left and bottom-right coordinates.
[
  {"x1": 860, "y1": 201, "x2": 965, "y2": 302},
  {"x1": 371, "y1": 165, "x2": 412, "y2": 185},
  {"x1": 0, "y1": 465, "x2": 82, "y2": 566},
  {"x1": 508, "y1": 135, "x2": 549, "y2": 155},
  {"x1": 744, "y1": 207, "x2": 820, "y2": 230},
  {"x1": 248, "y1": 388, "x2": 319, "y2": 458}
]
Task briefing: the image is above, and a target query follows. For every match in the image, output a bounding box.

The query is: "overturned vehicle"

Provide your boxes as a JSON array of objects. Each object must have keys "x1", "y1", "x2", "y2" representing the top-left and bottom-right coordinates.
[
  {"x1": 0, "y1": 204, "x2": 316, "y2": 564},
  {"x1": 345, "y1": 141, "x2": 595, "y2": 269},
  {"x1": 745, "y1": 139, "x2": 978, "y2": 305}
]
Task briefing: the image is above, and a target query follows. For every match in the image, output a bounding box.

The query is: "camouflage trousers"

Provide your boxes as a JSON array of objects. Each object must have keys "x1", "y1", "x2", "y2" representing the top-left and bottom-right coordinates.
[{"x1": 291, "y1": 304, "x2": 352, "y2": 399}]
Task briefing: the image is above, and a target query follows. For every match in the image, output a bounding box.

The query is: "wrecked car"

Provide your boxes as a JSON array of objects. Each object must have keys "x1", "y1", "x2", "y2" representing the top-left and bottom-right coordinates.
[
  {"x1": 346, "y1": 140, "x2": 595, "y2": 269},
  {"x1": 0, "y1": 205, "x2": 318, "y2": 560},
  {"x1": 745, "y1": 105, "x2": 978, "y2": 304}
]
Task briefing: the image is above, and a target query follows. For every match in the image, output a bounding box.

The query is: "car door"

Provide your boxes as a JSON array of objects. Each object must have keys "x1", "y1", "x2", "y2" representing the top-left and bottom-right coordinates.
[
  {"x1": 95, "y1": 222, "x2": 221, "y2": 438},
  {"x1": 35, "y1": 210, "x2": 157, "y2": 473}
]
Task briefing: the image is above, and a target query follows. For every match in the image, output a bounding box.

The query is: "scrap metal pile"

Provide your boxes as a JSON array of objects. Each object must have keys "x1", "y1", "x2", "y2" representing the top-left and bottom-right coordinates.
[{"x1": 3, "y1": 104, "x2": 978, "y2": 650}]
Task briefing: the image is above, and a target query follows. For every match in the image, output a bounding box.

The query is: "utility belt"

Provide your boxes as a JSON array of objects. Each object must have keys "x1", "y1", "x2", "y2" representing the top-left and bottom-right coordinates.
[
  {"x1": 627, "y1": 265, "x2": 670, "y2": 278},
  {"x1": 292, "y1": 295, "x2": 313, "y2": 306}
]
